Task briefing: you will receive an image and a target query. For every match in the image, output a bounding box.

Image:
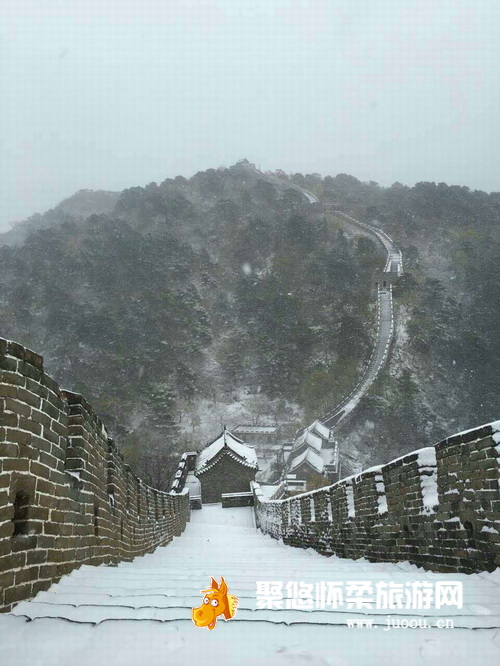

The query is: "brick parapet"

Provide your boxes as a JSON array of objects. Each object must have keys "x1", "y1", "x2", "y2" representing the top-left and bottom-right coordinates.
[
  {"x1": 0, "y1": 337, "x2": 191, "y2": 611},
  {"x1": 252, "y1": 421, "x2": 500, "y2": 574}
]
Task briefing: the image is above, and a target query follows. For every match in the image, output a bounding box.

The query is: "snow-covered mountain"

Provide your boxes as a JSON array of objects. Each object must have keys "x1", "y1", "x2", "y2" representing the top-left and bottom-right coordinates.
[{"x1": 1, "y1": 164, "x2": 499, "y2": 485}]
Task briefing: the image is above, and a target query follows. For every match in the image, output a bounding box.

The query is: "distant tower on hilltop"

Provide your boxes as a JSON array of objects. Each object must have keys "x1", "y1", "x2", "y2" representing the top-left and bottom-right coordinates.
[{"x1": 233, "y1": 158, "x2": 256, "y2": 171}]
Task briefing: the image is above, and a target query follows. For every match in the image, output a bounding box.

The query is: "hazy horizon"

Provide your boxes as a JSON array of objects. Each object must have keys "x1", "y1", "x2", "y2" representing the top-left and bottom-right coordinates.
[{"x1": 2, "y1": 0, "x2": 499, "y2": 230}]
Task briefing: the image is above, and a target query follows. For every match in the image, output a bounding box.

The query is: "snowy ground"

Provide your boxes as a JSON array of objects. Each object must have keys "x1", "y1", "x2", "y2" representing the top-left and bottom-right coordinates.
[
  {"x1": 255, "y1": 442, "x2": 282, "y2": 482},
  {"x1": 1, "y1": 506, "x2": 500, "y2": 665},
  {"x1": 177, "y1": 385, "x2": 303, "y2": 452}
]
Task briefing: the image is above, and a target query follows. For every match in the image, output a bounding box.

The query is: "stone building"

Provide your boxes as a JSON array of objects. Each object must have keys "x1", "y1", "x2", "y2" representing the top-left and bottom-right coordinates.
[
  {"x1": 233, "y1": 425, "x2": 279, "y2": 447},
  {"x1": 286, "y1": 421, "x2": 334, "y2": 484},
  {"x1": 274, "y1": 420, "x2": 356, "y2": 496},
  {"x1": 195, "y1": 428, "x2": 259, "y2": 504}
]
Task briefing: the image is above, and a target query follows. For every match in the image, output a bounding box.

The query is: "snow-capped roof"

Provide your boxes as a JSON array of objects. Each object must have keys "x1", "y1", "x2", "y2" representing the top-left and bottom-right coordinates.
[
  {"x1": 196, "y1": 429, "x2": 258, "y2": 474},
  {"x1": 284, "y1": 420, "x2": 333, "y2": 479},
  {"x1": 308, "y1": 420, "x2": 330, "y2": 440},
  {"x1": 289, "y1": 448, "x2": 324, "y2": 473},
  {"x1": 292, "y1": 430, "x2": 323, "y2": 453}
]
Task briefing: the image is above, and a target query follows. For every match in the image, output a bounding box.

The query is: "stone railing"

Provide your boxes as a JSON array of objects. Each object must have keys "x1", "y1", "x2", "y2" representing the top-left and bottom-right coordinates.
[
  {"x1": 253, "y1": 420, "x2": 500, "y2": 573},
  {"x1": 170, "y1": 451, "x2": 197, "y2": 493},
  {"x1": 0, "y1": 338, "x2": 191, "y2": 611}
]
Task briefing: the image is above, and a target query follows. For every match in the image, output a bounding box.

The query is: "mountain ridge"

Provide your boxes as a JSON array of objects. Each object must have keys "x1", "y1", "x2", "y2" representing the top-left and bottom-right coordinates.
[{"x1": 1, "y1": 164, "x2": 499, "y2": 486}]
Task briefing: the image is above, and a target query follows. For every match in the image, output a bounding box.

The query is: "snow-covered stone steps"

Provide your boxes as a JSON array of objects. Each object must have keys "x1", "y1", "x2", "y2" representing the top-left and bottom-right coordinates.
[
  {"x1": 58, "y1": 562, "x2": 422, "y2": 576},
  {"x1": 9, "y1": 506, "x2": 500, "y2": 634},
  {"x1": 10, "y1": 601, "x2": 500, "y2": 629},
  {"x1": 33, "y1": 584, "x2": 500, "y2": 605},
  {"x1": 36, "y1": 561, "x2": 500, "y2": 582},
  {"x1": 23, "y1": 591, "x2": 500, "y2": 615}
]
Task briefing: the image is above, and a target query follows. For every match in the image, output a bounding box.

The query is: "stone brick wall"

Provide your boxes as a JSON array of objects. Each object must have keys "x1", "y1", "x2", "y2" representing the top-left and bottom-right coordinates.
[
  {"x1": 221, "y1": 492, "x2": 254, "y2": 508},
  {"x1": 253, "y1": 421, "x2": 500, "y2": 573},
  {"x1": 198, "y1": 454, "x2": 257, "y2": 504},
  {"x1": 0, "y1": 338, "x2": 191, "y2": 611}
]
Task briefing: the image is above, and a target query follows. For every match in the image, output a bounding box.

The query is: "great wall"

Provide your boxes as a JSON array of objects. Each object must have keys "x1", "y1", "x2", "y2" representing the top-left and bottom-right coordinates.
[
  {"x1": 250, "y1": 166, "x2": 404, "y2": 494},
  {"x1": 252, "y1": 422, "x2": 500, "y2": 574},
  {"x1": 0, "y1": 338, "x2": 190, "y2": 611},
  {"x1": 1, "y1": 171, "x2": 500, "y2": 624},
  {"x1": 254, "y1": 165, "x2": 402, "y2": 432}
]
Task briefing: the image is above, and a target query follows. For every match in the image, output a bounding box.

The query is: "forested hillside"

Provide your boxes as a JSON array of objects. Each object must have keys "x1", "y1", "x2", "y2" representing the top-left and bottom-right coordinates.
[
  {"x1": 292, "y1": 173, "x2": 500, "y2": 466},
  {"x1": 1, "y1": 165, "x2": 499, "y2": 483},
  {"x1": 0, "y1": 165, "x2": 377, "y2": 485}
]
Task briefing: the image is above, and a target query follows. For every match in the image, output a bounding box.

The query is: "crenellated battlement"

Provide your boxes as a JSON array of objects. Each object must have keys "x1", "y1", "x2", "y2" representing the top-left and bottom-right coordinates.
[
  {"x1": 0, "y1": 337, "x2": 190, "y2": 611},
  {"x1": 253, "y1": 421, "x2": 500, "y2": 573}
]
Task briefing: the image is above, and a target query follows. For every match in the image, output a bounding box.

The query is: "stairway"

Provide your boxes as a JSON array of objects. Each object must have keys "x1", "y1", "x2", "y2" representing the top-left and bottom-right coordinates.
[
  {"x1": 2, "y1": 506, "x2": 500, "y2": 665},
  {"x1": 8, "y1": 504, "x2": 500, "y2": 626}
]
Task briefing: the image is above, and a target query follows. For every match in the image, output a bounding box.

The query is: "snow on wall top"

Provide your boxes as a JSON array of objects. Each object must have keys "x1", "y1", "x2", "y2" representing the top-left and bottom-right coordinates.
[
  {"x1": 417, "y1": 447, "x2": 438, "y2": 515},
  {"x1": 196, "y1": 429, "x2": 258, "y2": 473},
  {"x1": 185, "y1": 471, "x2": 201, "y2": 497},
  {"x1": 436, "y1": 419, "x2": 500, "y2": 447},
  {"x1": 233, "y1": 425, "x2": 278, "y2": 434},
  {"x1": 308, "y1": 420, "x2": 330, "y2": 440},
  {"x1": 268, "y1": 429, "x2": 490, "y2": 504}
]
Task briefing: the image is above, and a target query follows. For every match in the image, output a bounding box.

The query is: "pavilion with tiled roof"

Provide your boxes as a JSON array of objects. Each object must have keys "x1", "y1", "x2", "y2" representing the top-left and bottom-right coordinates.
[{"x1": 195, "y1": 427, "x2": 258, "y2": 504}]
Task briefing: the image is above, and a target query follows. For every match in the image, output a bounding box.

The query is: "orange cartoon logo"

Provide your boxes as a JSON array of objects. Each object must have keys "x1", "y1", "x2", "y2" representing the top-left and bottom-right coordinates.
[{"x1": 191, "y1": 576, "x2": 238, "y2": 630}]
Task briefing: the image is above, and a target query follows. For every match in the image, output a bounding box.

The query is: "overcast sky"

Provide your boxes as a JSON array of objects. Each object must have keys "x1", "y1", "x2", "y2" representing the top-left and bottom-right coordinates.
[{"x1": 1, "y1": 0, "x2": 499, "y2": 229}]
